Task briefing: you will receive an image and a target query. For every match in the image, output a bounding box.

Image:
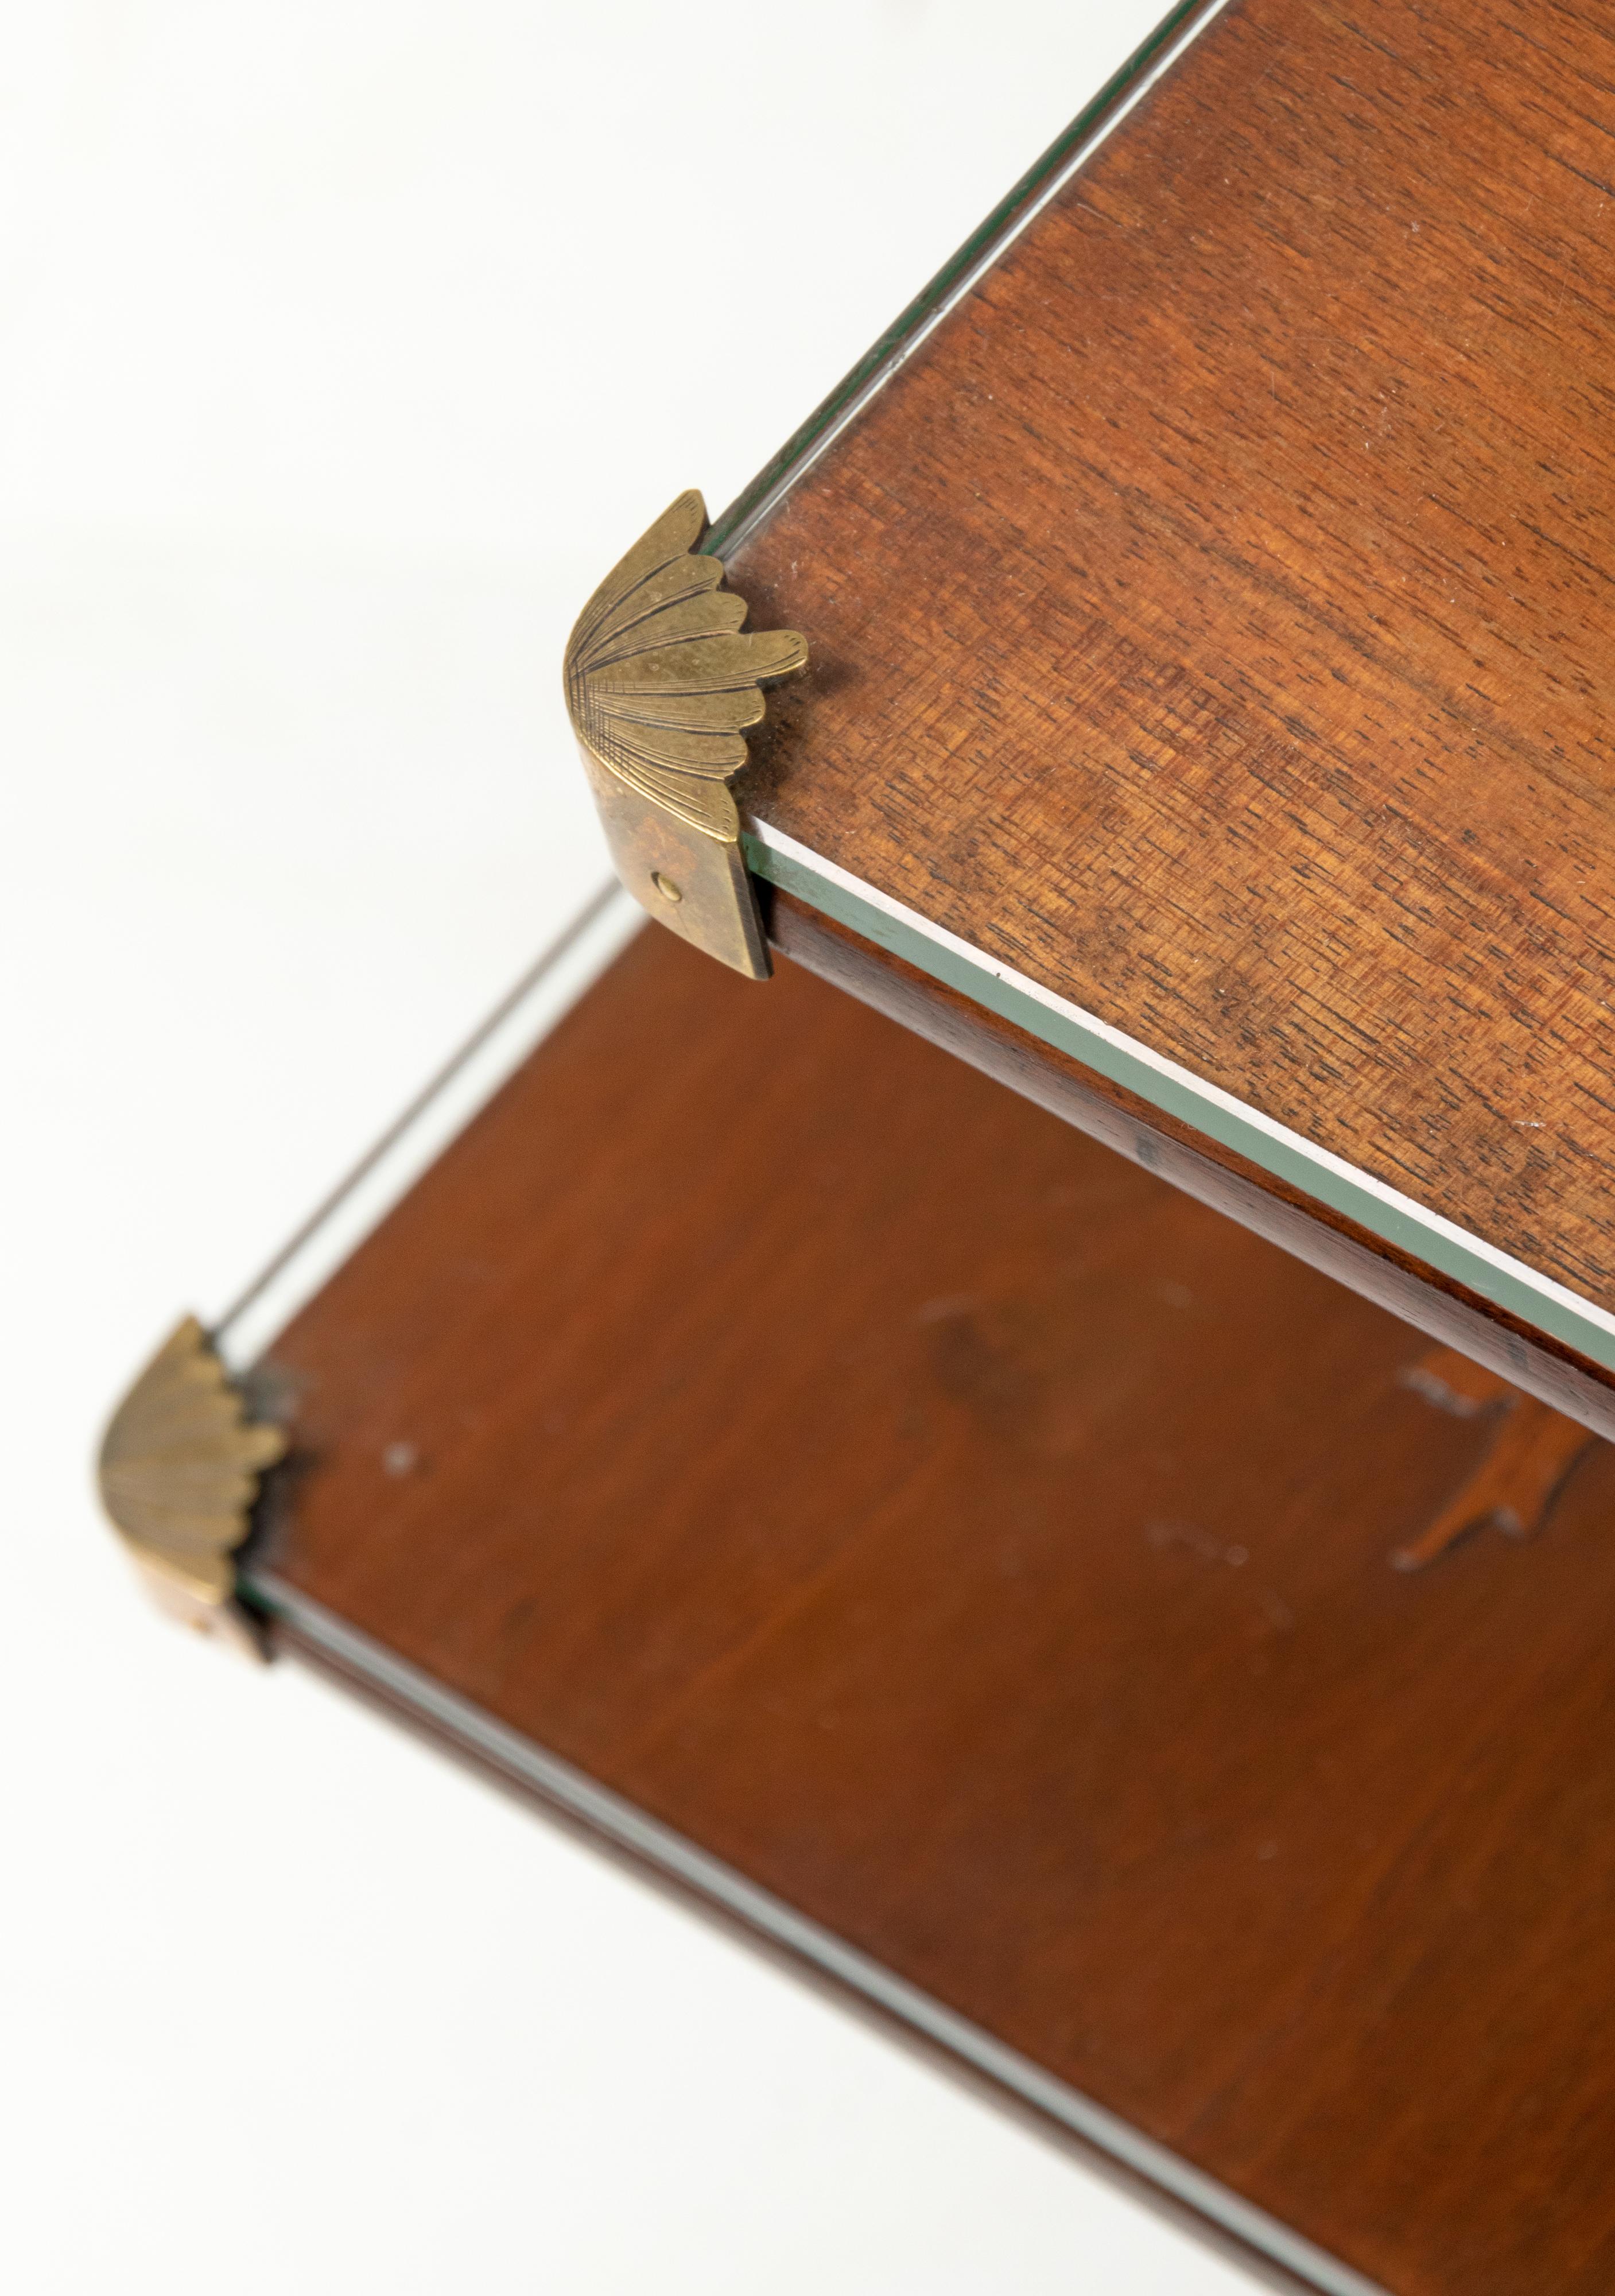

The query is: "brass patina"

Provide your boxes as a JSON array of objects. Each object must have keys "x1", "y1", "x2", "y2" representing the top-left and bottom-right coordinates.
[
  {"x1": 98, "y1": 1316, "x2": 286, "y2": 1655},
  {"x1": 564, "y1": 490, "x2": 807, "y2": 977}
]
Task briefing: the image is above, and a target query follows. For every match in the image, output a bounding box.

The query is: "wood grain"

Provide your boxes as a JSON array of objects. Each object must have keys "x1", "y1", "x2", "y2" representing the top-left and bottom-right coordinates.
[
  {"x1": 258, "y1": 928, "x2": 1615, "y2": 2296},
  {"x1": 733, "y1": 0, "x2": 1615, "y2": 1322},
  {"x1": 770, "y1": 886, "x2": 1615, "y2": 1437}
]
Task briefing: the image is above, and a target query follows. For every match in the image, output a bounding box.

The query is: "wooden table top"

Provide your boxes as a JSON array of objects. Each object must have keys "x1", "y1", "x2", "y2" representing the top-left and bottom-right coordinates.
[
  {"x1": 727, "y1": 0, "x2": 1615, "y2": 1389},
  {"x1": 253, "y1": 927, "x2": 1615, "y2": 2296}
]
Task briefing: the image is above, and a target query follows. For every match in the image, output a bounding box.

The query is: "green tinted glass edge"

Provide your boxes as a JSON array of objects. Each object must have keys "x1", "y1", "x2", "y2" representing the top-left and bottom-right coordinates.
[
  {"x1": 744, "y1": 832, "x2": 1615, "y2": 1378},
  {"x1": 705, "y1": 0, "x2": 1220, "y2": 559}
]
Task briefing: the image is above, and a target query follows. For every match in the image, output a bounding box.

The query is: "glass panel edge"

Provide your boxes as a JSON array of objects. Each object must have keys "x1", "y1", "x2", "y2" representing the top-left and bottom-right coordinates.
[
  {"x1": 241, "y1": 1572, "x2": 1389, "y2": 2296},
  {"x1": 212, "y1": 882, "x2": 640, "y2": 1372},
  {"x1": 705, "y1": 0, "x2": 1234, "y2": 560},
  {"x1": 744, "y1": 829, "x2": 1615, "y2": 1377}
]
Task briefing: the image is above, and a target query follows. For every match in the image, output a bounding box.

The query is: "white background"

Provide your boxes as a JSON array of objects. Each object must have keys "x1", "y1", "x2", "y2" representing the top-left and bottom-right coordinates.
[{"x1": 2, "y1": 7, "x2": 1261, "y2": 2290}]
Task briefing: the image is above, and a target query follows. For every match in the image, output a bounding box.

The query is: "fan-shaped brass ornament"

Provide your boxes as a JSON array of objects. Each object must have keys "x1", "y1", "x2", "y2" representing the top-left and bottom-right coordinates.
[
  {"x1": 564, "y1": 490, "x2": 807, "y2": 978},
  {"x1": 98, "y1": 1316, "x2": 286, "y2": 1653}
]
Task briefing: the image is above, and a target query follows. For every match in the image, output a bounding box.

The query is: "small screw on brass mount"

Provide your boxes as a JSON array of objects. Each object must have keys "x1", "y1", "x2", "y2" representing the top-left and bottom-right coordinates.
[{"x1": 564, "y1": 490, "x2": 808, "y2": 978}]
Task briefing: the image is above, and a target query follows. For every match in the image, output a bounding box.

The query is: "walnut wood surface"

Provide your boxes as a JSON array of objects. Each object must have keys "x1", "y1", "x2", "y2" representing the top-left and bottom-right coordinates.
[
  {"x1": 261, "y1": 929, "x2": 1615, "y2": 2296},
  {"x1": 733, "y1": 0, "x2": 1615, "y2": 1321}
]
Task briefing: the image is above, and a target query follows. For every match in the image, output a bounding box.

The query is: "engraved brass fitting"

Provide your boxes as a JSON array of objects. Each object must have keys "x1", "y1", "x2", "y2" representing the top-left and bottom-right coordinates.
[{"x1": 564, "y1": 490, "x2": 806, "y2": 978}]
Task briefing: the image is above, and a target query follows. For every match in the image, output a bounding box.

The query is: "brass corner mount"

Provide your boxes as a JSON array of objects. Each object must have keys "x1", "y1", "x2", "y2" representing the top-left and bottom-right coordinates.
[
  {"x1": 97, "y1": 1316, "x2": 286, "y2": 1659},
  {"x1": 564, "y1": 490, "x2": 807, "y2": 979}
]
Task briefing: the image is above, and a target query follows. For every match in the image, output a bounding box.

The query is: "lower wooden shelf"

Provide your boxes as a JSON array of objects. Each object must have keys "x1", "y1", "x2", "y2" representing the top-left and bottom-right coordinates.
[{"x1": 243, "y1": 926, "x2": 1615, "y2": 2296}]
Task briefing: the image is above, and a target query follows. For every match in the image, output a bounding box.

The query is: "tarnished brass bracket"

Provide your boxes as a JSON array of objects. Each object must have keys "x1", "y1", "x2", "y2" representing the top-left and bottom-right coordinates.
[
  {"x1": 564, "y1": 490, "x2": 807, "y2": 979},
  {"x1": 97, "y1": 1316, "x2": 286, "y2": 1658}
]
